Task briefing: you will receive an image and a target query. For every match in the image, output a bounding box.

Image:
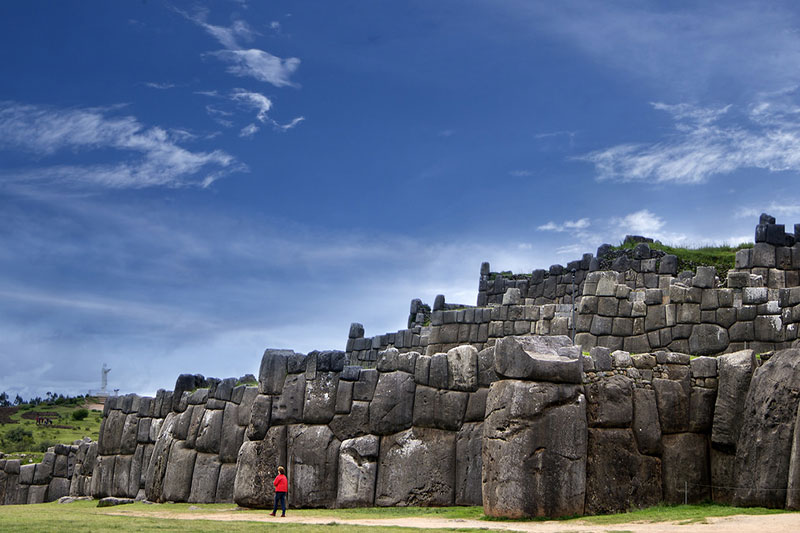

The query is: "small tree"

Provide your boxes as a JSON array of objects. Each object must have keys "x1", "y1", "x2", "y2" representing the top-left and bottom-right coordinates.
[
  {"x1": 13, "y1": 394, "x2": 23, "y2": 405},
  {"x1": 72, "y1": 408, "x2": 89, "y2": 421}
]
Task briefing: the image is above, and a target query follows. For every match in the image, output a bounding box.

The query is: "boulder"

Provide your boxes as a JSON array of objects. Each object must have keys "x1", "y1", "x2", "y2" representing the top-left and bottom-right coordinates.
[
  {"x1": 455, "y1": 422, "x2": 483, "y2": 506},
  {"x1": 336, "y1": 435, "x2": 380, "y2": 507},
  {"x1": 653, "y1": 378, "x2": 689, "y2": 434},
  {"x1": 188, "y1": 453, "x2": 220, "y2": 503},
  {"x1": 303, "y1": 372, "x2": 339, "y2": 424},
  {"x1": 483, "y1": 380, "x2": 587, "y2": 518},
  {"x1": 494, "y1": 335, "x2": 582, "y2": 383},
  {"x1": 194, "y1": 409, "x2": 223, "y2": 454},
  {"x1": 258, "y1": 349, "x2": 293, "y2": 395},
  {"x1": 711, "y1": 350, "x2": 757, "y2": 451},
  {"x1": 287, "y1": 424, "x2": 340, "y2": 508},
  {"x1": 368, "y1": 371, "x2": 416, "y2": 435},
  {"x1": 246, "y1": 394, "x2": 272, "y2": 441},
  {"x1": 585, "y1": 429, "x2": 662, "y2": 514},
  {"x1": 352, "y1": 369, "x2": 378, "y2": 401},
  {"x1": 711, "y1": 449, "x2": 736, "y2": 505},
  {"x1": 219, "y1": 403, "x2": 245, "y2": 464},
  {"x1": 734, "y1": 349, "x2": 800, "y2": 507},
  {"x1": 688, "y1": 324, "x2": 729, "y2": 356},
  {"x1": 161, "y1": 442, "x2": 197, "y2": 502},
  {"x1": 412, "y1": 386, "x2": 468, "y2": 431},
  {"x1": 689, "y1": 387, "x2": 717, "y2": 433},
  {"x1": 271, "y1": 374, "x2": 306, "y2": 425},
  {"x1": 662, "y1": 433, "x2": 709, "y2": 504},
  {"x1": 233, "y1": 425, "x2": 287, "y2": 508},
  {"x1": 585, "y1": 375, "x2": 633, "y2": 428},
  {"x1": 375, "y1": 427, "x2": 456, "y2": 507},
  {"x1": 97, "y1": 496, "x2": 135, "y2": 507},
  {"x1": 632, "y1": 388, "x2": 662, "y2": 456},
  {"x1": 446, "y1": 345, "x2": 479, "y2": 391},
  {"x1": 216, "y1": 463, "x2": 237, "y2": 503},
  {"x1": 112, "y1": 455, "x2": 132, "y2": 498},
  {"x1": 144, "y1": 434, "x2": 175, "y2": 502},
  {"x1": 329, "y1": 400, "x2": 370, "y2": 441},
  {"x1": 47, "y1": 477, "x2": 71, "y2": 502}
]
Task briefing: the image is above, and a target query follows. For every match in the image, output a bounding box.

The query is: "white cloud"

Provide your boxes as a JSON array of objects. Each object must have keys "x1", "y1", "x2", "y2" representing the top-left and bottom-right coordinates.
[
  {"x1": 581, "y1": 97, "x2": 800, "y2": 184},
  {"x1": 537, "y1": 218, "x2": 590, "y2": 232},
  {"x1": 145, "y1": 82, "x2": 175, "y2": 90},
  {"x1": 211, "y1": 49, "x2": 300, "y2": 87},
  {"x1": 240, "y1": 123, "x2": 259, "y2": 137},
  {"x1": 274, "y1": 116, "x2": 305, "y2": 131},
  {"x1": 614, "y1": 209, "x2": 664, "y2": 235},
  {"x1": 230, "y1": 89, "x2": 272, "y2": 122},
  {"x1": 180, "y1": 9, "x2": 300, "y2": 88},
  {"x1": 0, "y1": 101, "x2": 242, "y2": 189}
]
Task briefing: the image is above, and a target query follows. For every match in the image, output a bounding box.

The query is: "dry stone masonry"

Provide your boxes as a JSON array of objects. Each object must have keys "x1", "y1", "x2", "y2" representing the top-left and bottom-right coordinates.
[{"x1": 4, "y1": 214, "x2": 800, "y2": 517}]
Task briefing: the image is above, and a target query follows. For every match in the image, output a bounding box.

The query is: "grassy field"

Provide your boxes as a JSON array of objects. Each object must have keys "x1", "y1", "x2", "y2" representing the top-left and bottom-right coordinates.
[
  {"x1": 0, "y1": 400, "x2": 103, "y2": 463},
  {"x1": 0, "y1": 501, "x2": 792, "y2": 533}
]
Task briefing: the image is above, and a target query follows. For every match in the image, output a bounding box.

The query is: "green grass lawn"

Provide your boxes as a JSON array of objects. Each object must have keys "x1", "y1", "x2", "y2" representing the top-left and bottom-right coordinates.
[
  {"x1": 0, "y1": 501, "x2": 793, "y2": 533},
  {"x1": 0, "y1": 400, "x2": 103, "y2": 463}
]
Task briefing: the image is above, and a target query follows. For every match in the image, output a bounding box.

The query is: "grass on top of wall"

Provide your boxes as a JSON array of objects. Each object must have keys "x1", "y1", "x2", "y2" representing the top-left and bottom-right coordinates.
[{"x1": 614, "y1": 240, "x2": 753, "y2": 280}]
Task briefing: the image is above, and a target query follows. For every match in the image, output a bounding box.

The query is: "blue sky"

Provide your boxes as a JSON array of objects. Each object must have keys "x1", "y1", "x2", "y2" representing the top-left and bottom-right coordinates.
[{"x1": 3, "y1": 1, "x2": 800, "y2": 398}]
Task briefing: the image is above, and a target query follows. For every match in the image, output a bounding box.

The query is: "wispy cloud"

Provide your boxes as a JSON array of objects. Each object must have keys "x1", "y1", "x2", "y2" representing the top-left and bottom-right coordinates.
[
  {"x1": 240, "y1": 123, "x2": 259, "y2": 138},
  {"x1": 179, "y1": 8, "x2": 300, "y2": 88},
  {"x1": 581, "y1": 95, "x2": 800, "y2": 184},
  {"x1": 537, "y1": 218, "x2": 590, "y2": 232},
  {"x1": 145, "y1": 82, "x2": 176, "y2": 90},
  {"x1": 229, "y1": 89, "x2": 304, "y2": 132},
  {"x1": 0, "y1": 101, "x2": 243, "y2": 189},
  {"x1": 612, "y1": 209, "x2": 664, "y2": 235},
  {"x1": 509, "y1": 169, "x2": 532, "y2": 177}
]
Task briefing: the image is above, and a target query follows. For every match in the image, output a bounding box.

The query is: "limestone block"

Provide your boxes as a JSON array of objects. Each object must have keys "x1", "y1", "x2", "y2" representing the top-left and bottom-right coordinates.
[
  {"x1": 33, "y1": 452, "x2": 55, "y2": 485},
  {"x1": 693, "y1": 266, "x2": 716, "y2": 289},
  {"x1": 494, "y1": 335, "x2": 582, "y2": 383},
  {"x1": 477, "y1": 347, "x2": 498, "y2": 387},
  {"x1": 368, "y1": 371, "x2": 415, "y2": 435},
  {"x1": 689, "y1": 387, "x2": 717, "y2": 433},
  {"x1": 246, "y1": 394, "x2": 272, "y2": 441},
  {"x1": 729, "y1": 321, "x2": 754, "y2": 342},
  {"x1": 412, "y1": 385, "x2": 468, "y2": 430},
  {"x1": 645, "y1": 305, "x2": 666, "y2": 331},
  {"x1": 754, "y1": 315, "x2": 784, "y2": 342},
  {"x1": 597, "y1": 296, "x2": 618, "y2": 316},
  {"x1": 734, "y1": 349, "x2": 800, "y2": 507},
  {"x1": 428, "y1": 352, "x2": 449, "y2": 388},
  {"x1": 688, "y1": 324, "x2": 729, "y2": 356},
  {"x1": 188, "y1": 453, "x2": 220, "y2": 503},
  {"x1": 233, "y1": 425, "x2": 287, "y2": 508},
  {"x1": 414, "y1": 354, "x2": 431, "y2": 385},
  {"x1": 161, "y1": 442, "x2": 196, "y2": 502},
  {"x1": 586, "y1": 374, "x2": 633, "y2": 428},
  {"x1": 258, "y1": 349, "x2": 293, "y2": 395},
  {"x1": 303, "y1": 371, "x2": 339, "y2": 424},
  {"x1": 690, "y1": 356, "x2": 717, "y2": 378},
  {"x1": 590, "y1": 346, "x2": 612, "y2": 371},
  {"x1": 653, "y1": 378, "x2": 689, "y2": 434},
  {"x1": 711, "y1": 449, "x2": 736, "y2": 504},
  {"x1": 611, "y1": 317, "x2": 633, "y2": 337},
  {"x1": 662, "y1": 433, "x2": 709, "y2": 504},
  {"x1": 585, "y1": 429, "x2": 662, "y2": 514},
  {"x1": 287, "y1": 424, "x2": 340, "y2": 508},
  {"x1": 111, "y1": 455, "x2": 132, "y2": 498},
  {"x1": 464, "y1": 388, "x2": 489, "y2": 422},
  {"x1": 352, "y1": 369, "x2": 378, "y2": 401},
  {"x1": 751, "y1": 242, "x2": 776, "y2": 267},
  {"x1": 216, "y1": 463, "x2": 237, "y2": 503},
  {"x1": 337, "y1": 435, "x2": 380, "y2": 507},
  {"x1": 329, "y1": 401, "x2": 370, "y2": 441},
  {"x1": 375, "y1": 427, "x2": 456, "y2": 507},
  {"x1": 335, "y1": 380, "x2": 354, "y2": 414},
  {"x1": 623, "y1": 334, "x2": 651, "y2": 354},
  {"x1": 633, "y1": 389, "x2": 662, "y2": 456},
  {"x1": 47, "y1": 477, "x2": 71, "y2": 501},
  {"x1": 219, "y1": 403, "x2": 245, "y2": 464},
  {"x1": 195, "y1": 408, "x2": 223, "y2": 454},
  {"x1": 128, "y1": 445, "x2": 145, "y2": 496},
  {"x1": 271, "y1": 374, "x2": 306, "y2": 425},
  {"x1": 455, "y1": 422, "x2": 483, "y2": 506},
  {"x1": 446, "y1": 345, "x2": 478, "y2": 391},
  {"x1": 99, "y1": 410, "x2": 125, "y2": 455},
  {"x1": 19, "y1": 463, "x2": 35, "y2": 484},
  {"x1": 712, "y1": 350, "x2": 757, "y2": 450},
  {"x1": 28, "y1": 484, "x2": 48, "y2": 504},
  {"x1": 743, "y1": 287, "x2": 768, "y2": 305},
  {"x1": 482, "y1": 380, "x2": 587, "y2": 518},
  {"x1": 590, "y1": 315, "x2": 613, "y2": 336}
]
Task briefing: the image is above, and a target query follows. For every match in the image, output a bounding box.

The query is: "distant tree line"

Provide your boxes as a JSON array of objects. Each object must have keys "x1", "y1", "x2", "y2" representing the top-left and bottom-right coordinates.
[{"x1": 0, "y1": 391, "x2": 89, "y2": 407}]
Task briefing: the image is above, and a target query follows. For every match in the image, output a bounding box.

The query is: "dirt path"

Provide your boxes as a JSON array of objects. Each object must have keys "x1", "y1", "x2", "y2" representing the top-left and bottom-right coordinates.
[{"x1": 107, "y1": 509, "x2": 800, "y2": 532}]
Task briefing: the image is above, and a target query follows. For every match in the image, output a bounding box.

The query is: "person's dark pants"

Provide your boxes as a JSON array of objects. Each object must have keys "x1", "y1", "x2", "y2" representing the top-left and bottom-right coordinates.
[{"x1": 273, "y1": 491, "x2": 286, "y2": 515}]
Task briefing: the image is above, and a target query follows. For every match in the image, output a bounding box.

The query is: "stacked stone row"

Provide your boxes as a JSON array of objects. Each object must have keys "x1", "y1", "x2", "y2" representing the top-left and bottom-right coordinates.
[
  {"x1": 575, "y1": 267, "x2": 798, "y2": 356},
  {"x1": 734, "y1": 242, "x2": 800, "y2": 289},
  {"x1": 68, "y1": 438, "x2": 97, "y2": 497},
  {"x1": 0, "y1": 443, "x2": 78, "y2": 504},
  {"x1": 346, "y1": 322, "x2": 429, "y2": 367},
  {"x1": 233, "y1": 345, "x2": 498, "y2": 509}
]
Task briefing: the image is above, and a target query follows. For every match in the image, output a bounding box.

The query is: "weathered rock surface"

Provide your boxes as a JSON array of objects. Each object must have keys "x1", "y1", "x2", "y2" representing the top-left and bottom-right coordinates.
[
  {"x1": 375, "y1": 427, "x2": 456, "y2": 507},
  {"x1": 711, "y1": 350, "x2": 757, "y2": 451},
  {"x1": 494, "y1": 336, "x2": 582, "y2": 383},
  {"x1": 662, "y1": 433, "x2": 709, "y2": 504},
  {"x1": 233, "y1": 425, "x2": 287, "y2": 508},
  {"x1": 455, "y1": 422, "x2": 483, "y2": 506},
  {"x1": 735, "y1": 349, "x2": 800, "y2": 507},
  {"x1": 287, "y1": 424, "x2": 341, "y2": 508},
  {"x1": 368, "y1": 371, "x2": 416, "y2": 435},
  {"x1": 483, "y1": 380, "x2": 587, "y2": 518},
  {"x1": 336, "y1": 435, "x2": 379, "y2": 507},
  {"x1": 632, "y1": 388, "x2": 662, "y2": 456},
  {"x1": 586, "y1": 375, "x2": 633, "y2": 428},
  {"x1": 585, "y1": 429, "x2": 662, "y2": 514}
]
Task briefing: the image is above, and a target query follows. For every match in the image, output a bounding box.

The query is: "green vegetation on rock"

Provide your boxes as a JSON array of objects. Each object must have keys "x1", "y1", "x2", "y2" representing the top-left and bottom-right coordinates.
[{"x1": 614, "y1": 240, "x2": 753, "y2": 280}]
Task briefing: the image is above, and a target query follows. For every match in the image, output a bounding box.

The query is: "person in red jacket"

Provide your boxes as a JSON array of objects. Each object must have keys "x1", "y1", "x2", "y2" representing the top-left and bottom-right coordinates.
[{"x1": 270, "y1": 466, "x2": 288, "y2": 517}]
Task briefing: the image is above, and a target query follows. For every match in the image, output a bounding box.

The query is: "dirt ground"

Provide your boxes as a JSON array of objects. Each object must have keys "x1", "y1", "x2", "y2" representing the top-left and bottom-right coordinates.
[{"x1": 109, "y1": 509, "x2": 800, "y2": 532}]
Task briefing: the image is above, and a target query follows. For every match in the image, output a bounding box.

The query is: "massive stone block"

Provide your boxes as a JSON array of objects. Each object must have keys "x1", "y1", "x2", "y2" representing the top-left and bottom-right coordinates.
[
  {"x1": 688, "y1": 324, "x2": 729, "y2": 356},
  {"x1": 735, "y1": 349, "x2": 800, "y2": 507},
  {"x1": 662, "y1": 433, "x2": 709, "y2": 504},
  {"x1": 689, "y1": 387, "x2": 717, "y2": 433},
  {"x1": 483, "y1": 380, "x2": 587, "y2": 518},
  {"x1": 246, "y1": 394, "x2": 272, "y2": 441},
  {"x1": 337, "y1": 435, "x2": 380, "y2": 507},
  {"x1": 216, "y1": 463, "x2": 236, "y2": 503},
  {"x1": 287, "y1": 424, "x2": 340, "y2": 508},
  {"x1": 112, "y1": 454, "x2": 132, "y2": 498},
  {"x1": 455, "y1": 422, "x2": 483, "y2": 506},
  {"x1": 368, "y1": 371, "x2": 415, "y2": 435},
  {"x1": 494, "y1": 335, "x2": 582, "y2": 383},
  {"x1": 271, "y1": 374, "x2": 306, "y2": 425},
  {"x1": 585, "y1": 374, "x2": 633, "y2": 428},
  {"x1": 194, "y1": 409, "x2": 223, "y2": 454},
  {"x1": 188, "y1": 453, "x2": 220, "y2": 503},
  {"x1": 233, "y1": 425, "x2": 287, "y2": 508},
  {"x1": 329, "y1": 400, "x2": 370, "y2": 441},
  {"x1": 219, "y1": 403, "x2": 246, "y2": 464},
  {"x1": 653, "y1": 378, "x2": 689, "y2": 434},
  {"x1": 375, "y1": 427, "x2": 456, "y2": 507},
  {"x1": 712, "y1": 350, "x2": 757, "y2": 451},
  {"x1": 258, "y1": 349, "x2": 293, "y2": 395},
  {"x1": 412, "y1": 386, "x2": 468, "y2": 431},
  {"x1": 446, "y1": 345, "x2": 479, "y2": 391},
  {"x1": 303, "y1": 372, "x2": 339, "y2": 424},
  {"x1": 585, "y1": 429, "x2": 662, "y2": 514},
  {"x1": 161, "y1": 442, "x2": 197, "y2": 502}
]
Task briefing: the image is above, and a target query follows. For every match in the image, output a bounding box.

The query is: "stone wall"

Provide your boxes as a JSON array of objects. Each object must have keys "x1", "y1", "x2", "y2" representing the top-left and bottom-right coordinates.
[{"x1": 1, "y1": 441, "x2": 83, "y2": 504}]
